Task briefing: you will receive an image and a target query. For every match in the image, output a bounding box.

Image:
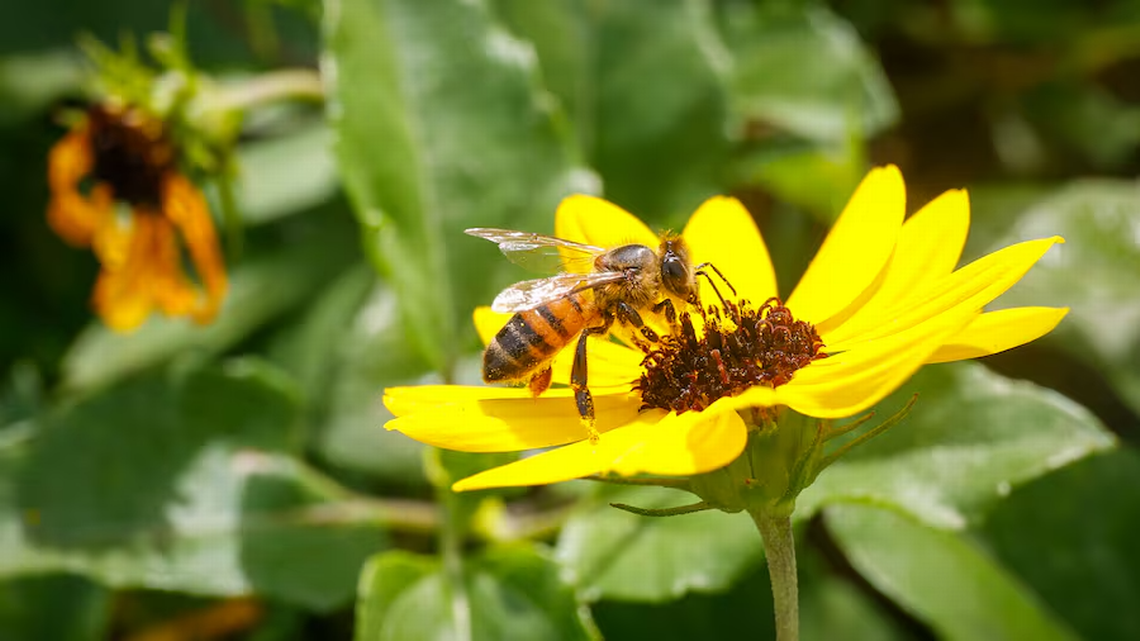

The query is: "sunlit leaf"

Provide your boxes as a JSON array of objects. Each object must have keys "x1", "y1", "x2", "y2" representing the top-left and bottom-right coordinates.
[
  {"x1": 798, "y1": 362, "x2": 1115, "y2": 529},
  {"x1": 591, "y1": 528, "x2": 906, "y2": 641},
  {"x1": 975, "y1": 180, "x2": 1140, "y2": 417},
  {"x1": 355, "y1": 546, "x2": 591, "y2": 641},
  {"x1": 492, "y1": 0, "x2": 729, "y2": 222},
  {"x1": 827, "y1": 504, "x2": 1078, "y2": 641},
  {"x1": 731, "y1": 139, "x2": 867, "y2": 222},
  {"x1": 719, "y1": 2, "x2": 898, "y2": 143},
  {"x1": 1, "y1": 361, "x2": 385, "y2": 611},
  {"x1": 314, "y1": 283, "x2": 433, "y2": 483},
  {"x1": 556, "y1": 485, "x2": 760, "y2": 602},
  {"x1": 236, "y1": 120, "x2": 340, "y2": 226},
  {"x1": 324, "y1": 0, "x2": 583, "y2": 374}
]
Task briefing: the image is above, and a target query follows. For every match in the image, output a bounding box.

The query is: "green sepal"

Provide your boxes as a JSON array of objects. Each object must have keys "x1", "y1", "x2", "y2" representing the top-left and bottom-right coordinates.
[{"x1": 689, "y1": 409, "x2": 825, "y2": 518}]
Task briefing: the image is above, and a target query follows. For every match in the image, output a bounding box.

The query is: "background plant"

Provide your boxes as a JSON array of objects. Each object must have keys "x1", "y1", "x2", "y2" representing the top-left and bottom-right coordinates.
[{"x1": 1, "y1": 0, "x2": 1137, "y2": 639}]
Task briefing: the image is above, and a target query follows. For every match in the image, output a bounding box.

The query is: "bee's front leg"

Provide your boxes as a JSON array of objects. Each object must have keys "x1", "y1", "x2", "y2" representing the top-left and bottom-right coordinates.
[{"x1": 652, "y1": 298, "x2": 677, "y2": 326}]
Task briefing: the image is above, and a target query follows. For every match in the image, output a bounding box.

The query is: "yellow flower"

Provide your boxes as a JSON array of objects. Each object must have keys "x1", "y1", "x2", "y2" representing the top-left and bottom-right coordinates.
[
  {"x1": 47, "y1": 102, "x2": 228, "y2": 332},
  {"x1": 383, "y1": 166, "x2": 1066, "y2": 491}
]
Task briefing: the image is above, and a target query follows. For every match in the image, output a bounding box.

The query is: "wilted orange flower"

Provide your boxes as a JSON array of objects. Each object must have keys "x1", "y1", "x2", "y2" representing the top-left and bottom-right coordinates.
[{"x1": 47, "y1": 102, "x2": 227, "y2": 331}]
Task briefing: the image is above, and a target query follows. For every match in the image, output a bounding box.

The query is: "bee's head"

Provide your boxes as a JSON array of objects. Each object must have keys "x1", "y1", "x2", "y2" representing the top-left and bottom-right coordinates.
[{"x1": 658, "y1": 235, "x2": 695, "y2": 302}]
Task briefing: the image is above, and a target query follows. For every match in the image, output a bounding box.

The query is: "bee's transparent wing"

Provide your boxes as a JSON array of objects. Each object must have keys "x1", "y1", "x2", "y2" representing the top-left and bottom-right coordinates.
[
  {"x1": 491, "y1": 270, "x2": 626, "y2": 313},
  {"x1": 465, "y1": 228, "x2": 604, "y2": 273}
]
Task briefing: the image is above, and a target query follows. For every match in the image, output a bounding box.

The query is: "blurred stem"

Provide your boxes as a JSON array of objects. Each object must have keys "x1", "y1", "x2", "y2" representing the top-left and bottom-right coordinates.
[
  {"x1": 750, "y1": 510, "x2": 799, "y2": 641},
  {"x1": 216, "y1": 152, "x2": 242, "y2": 260},
  {"x1": 272, "y1": 459, "x2": 439, "y2": 534},
  {"x1": 438, "y1": 486, "x2": 472, "y2": 641},
  {"x1": 208, "y1": 68, "x2": 324, "y2": 114},
  {"x1": 582, "y1": 473, "x2": 691, "y2": 490}
]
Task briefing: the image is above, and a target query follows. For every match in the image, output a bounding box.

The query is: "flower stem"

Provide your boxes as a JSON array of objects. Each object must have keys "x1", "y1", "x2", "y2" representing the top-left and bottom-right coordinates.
[
  {"x1": 750, "y1": 510, "x2": 799, "y2": 641},
  {"x1": 207, "y1": 68, "x2": 325, "y2": 113},
  {"x1": 438, "y1": 485, "x2": 472, "y2": 641}
]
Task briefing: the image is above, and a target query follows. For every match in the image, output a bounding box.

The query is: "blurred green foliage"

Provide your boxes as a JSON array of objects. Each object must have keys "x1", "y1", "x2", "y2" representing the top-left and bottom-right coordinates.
[{"x1": 2, "y1": 0, "x2": 1140, "y2": 639}]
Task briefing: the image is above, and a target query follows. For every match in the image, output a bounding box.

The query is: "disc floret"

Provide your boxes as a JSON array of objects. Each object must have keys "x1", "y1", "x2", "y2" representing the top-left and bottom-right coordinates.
[{"x1": 637, "y1": 298, "x2": 826, "y2": 414}]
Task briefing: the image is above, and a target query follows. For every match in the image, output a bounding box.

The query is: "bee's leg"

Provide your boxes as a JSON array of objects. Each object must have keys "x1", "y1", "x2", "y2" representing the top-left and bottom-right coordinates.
[
  {"x1": 652, "y1": 298, "x2": 677, "y2": 326},
  {"x1": 528, "y1": 367, "x2": 553, "y2": 396},
  {"x1": 614, "y1": 301, "x2": 658, "y2": 343},
  {"x1": 572, "y1": 324, "x2": 610, "y2": 444}
]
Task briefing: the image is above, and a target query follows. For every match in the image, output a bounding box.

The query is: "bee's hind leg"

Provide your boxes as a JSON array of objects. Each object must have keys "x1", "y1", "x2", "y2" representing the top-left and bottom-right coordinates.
[{"x1": 572, "y1": 324, "x2": 609, "y2": 444}]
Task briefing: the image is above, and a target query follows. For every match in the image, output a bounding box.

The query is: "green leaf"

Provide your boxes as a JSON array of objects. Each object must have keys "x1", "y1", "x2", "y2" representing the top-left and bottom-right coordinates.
[
  {"x1": 1, "y1": 361, "x2": 385, "y2": 611},
  {"x1": 731, "y1": 138, "x2": 867, "y2": 222},
  {"x1": 798, "y1": 362, "x2": 1115, "y2": 529},
  {"x1": 60, "y1": 217, "x2": 357, "y2": 394},
  {"x1": 236, "y1": 119, "x2": 341, "y2": 226},
  {"x1": 0, "y1": 574, "x2": 110, "y2": 641},
  {"x1": 0, "y1": 50, "x2": 84, "y2": 126},
  {"x1": 1022, "y1": 82, "x2": 1140, "y2": 170},
  {"x1": 266, "y1": 263, "x2": 375, "y2": 409},
  {"x1": 324, "y1": 0, "x2": 582, "y2": 374},
  {"x1": 493, "y1": 0, "x2": 730, "y2": 222},
  {"x1": 355, "y1": 551, "x2": 436, "y2": 641},
  {"x1": 591, "y1": 528, "x2": 906, "y2": 641},
  {"x1": 719, "y1": 2, "x2": 899, "y2": 143},
  {"x1": 355, "y1": 546, "x2": 591, "y2": 641},
  {"x1": 826, "y1": 504, "x2": 1078, "y2": 641},
  {"x1": 962, "y1": 182, "x2": 1054, "y2": 254},
  {"x1": 980, "y1": 449, "x2": 1140, "y2": 640},
  {"x1": 556, "y1": 485, "x2": 761, "y2": 602},
  {"x1": 975, "y1": 180, "x2": 1140, "y2": 417},
  {"x1": 314, "y1": 282, "x2": 432, "y2": 483}
]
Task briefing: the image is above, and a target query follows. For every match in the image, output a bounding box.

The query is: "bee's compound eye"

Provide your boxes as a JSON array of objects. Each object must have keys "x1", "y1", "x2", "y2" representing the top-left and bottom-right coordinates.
[{"x1": 661, "y1": 255, "x2": 690, "y2": 296}]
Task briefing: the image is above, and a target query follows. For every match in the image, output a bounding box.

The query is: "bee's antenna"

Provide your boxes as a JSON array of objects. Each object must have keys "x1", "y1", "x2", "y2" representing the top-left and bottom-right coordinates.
[
  {"x1": 695, "y1": 270, "x2": 731, "y2": 311},
  {"x1": 694, "y1": 262, "x2": 737, "y2": 298}
]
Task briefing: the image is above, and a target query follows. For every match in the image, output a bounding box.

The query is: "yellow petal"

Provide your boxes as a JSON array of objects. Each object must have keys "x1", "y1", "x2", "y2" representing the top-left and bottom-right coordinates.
[
  {"x1": 554, "y1": 195, "x2": 658, "y2": 251},
  {"x1": 385, "y1": 387, "x2": 646, "y2": 452},
  {"x1": 776, "y1": 306, "x2": 977, "y2": 417},
  {"x1": 825, "y1": 236, "x2": 1064, "y2": 352},
  {"x1": 927, "y1": 307, "x2": 1068, "y2": 364},
  {"x1": 786, "y1": 165, "x2": 905, "y2": 325},
  {"x1": 451, "y1": 406, "x2": 744, "y2": 491},
  {"x1": 609, "y1": 407, "x2": 748, "y2": 477},
  {"x1": 682, "y1": 196, "x2": 778, "y2": 307},
  {"x1": 820, "y1": 188, "x2": 970, "y2": 341},
  {"x1": 384, "y1": 384, "x2": 543, "y2": 416},
  {"x1": 471, "y1": 306, "x2": 644, "y2": 388}
]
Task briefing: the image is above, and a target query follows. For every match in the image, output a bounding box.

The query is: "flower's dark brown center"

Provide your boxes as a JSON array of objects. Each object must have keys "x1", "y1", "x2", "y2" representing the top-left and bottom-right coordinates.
[
  {"x1": 636, "y1": 298, "x2": 826, "y2": 413},
  {"x1": 87, "y1": 105, "x2": 175, "y2": 207}
]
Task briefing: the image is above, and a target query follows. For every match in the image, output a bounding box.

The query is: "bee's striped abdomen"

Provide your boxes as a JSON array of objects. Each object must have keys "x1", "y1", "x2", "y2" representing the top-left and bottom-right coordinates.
[{"x1": 483, "y1": 294, "x2": 593, "y2": 382}]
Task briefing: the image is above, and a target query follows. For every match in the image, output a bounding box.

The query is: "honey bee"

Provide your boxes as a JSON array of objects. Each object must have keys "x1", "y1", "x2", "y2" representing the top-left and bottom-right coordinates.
[{"x1": 466, "y1": 227, "x2": 732, "y2": 441}]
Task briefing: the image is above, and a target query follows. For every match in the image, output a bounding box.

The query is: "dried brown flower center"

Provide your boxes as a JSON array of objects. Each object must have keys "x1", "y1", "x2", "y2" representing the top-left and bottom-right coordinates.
[
  {"x1": 88, "y1": 105, "x2": 175, "y2": 207},
  {"x1": 636, "y1": 298, "x2": 826, "y2": 413}
]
